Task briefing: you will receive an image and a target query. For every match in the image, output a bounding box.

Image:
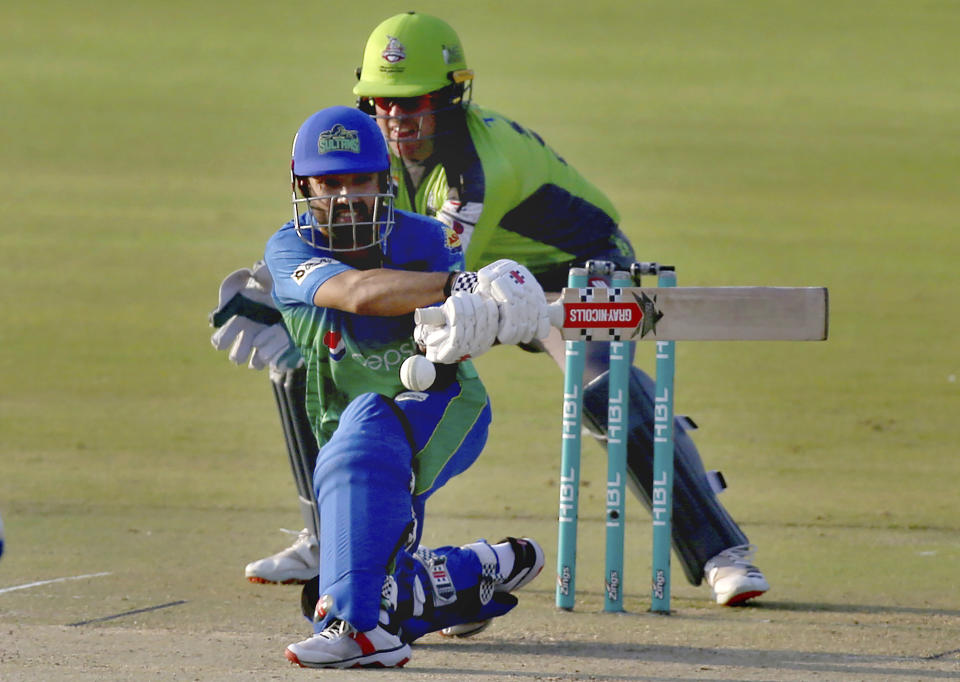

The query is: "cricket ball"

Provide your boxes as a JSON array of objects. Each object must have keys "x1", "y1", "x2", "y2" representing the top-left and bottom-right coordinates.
[{"x1": 400, "y1": 355, "x2": 436, "y2": 391}]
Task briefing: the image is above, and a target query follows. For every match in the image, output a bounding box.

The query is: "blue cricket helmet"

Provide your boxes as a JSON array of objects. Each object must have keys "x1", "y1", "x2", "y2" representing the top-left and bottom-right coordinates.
[
  {"x1": 290, "y1": 106, "x2": 395, "y2": 252},
  {"x1": 292, "y1": 105, "x2": 389, "y2": 177}
]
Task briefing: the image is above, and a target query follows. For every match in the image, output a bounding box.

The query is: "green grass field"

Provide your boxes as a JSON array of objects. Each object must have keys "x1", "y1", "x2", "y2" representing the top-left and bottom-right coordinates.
[{"x1": 1, "y1": 1, "x2": 959, "y2": 678}]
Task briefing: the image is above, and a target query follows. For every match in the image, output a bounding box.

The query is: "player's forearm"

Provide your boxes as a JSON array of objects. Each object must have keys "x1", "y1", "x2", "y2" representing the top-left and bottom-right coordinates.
[{"x1": 313, "y1": 269, "x2": 449, "y2": 316}]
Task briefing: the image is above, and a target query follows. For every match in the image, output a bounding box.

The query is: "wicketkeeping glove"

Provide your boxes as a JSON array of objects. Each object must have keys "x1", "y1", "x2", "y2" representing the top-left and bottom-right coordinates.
[
  {"x1": 209, "y1": 261, "x2": 303, "y2": 371},
  {"x1": 413, "y1": 292, "x2": 499, "y2": 364}
]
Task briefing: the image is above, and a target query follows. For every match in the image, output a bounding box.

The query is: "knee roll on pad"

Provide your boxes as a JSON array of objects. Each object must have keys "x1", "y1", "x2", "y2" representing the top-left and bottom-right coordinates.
[{"x1": 582, "y1": 367, "x2": 749, "y2": 584}]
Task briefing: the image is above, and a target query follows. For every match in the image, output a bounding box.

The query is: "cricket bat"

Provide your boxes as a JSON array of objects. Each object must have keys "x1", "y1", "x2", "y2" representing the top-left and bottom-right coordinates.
[{"x1": 548, "y1": 286, "x2": 829, "y2": 341}]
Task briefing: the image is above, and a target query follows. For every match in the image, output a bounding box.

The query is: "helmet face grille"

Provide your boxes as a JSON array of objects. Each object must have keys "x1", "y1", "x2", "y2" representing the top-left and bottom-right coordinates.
[
  {"x1": 363, "y1": 82, "x2": 472, "y2": 160},
  {"x1": 292, "y1": 192, "x2": 395, "y2": 253}
]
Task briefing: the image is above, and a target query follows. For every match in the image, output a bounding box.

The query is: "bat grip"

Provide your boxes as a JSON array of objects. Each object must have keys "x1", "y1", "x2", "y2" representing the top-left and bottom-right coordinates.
[
  {"x1": 414, "y1": 307, "x2": 446, "y2": 326},
  {"x1": 420, "y1": 301, "x2": 565, "y2": 327},
  {"x1": 547, "y1": 300, "x2": 564, "y2": 328}
]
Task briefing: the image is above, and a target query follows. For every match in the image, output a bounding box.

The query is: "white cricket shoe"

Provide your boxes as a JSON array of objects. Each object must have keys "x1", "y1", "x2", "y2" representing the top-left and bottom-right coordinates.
[
  {"x1": 245, "y1": 528, "x2": 318, "y2": 585},
  {"x1": 495, "y1": 537, "x2": 546, "y2": 592},
  {"x1": 285, "y1": 616, "x2": 411, "y2": 669},
  {"x1": 440, "y1": 536, "x2": 545, "y2": 638},
  {"x1": 704, "y1": 544, "x2": 770, "y2": 605}
]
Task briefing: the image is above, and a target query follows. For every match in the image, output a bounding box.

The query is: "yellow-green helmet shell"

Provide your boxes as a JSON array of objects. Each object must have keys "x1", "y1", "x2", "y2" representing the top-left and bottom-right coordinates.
[{"x1": 354, "y1": 12, "x2": 473, "y2": 98}]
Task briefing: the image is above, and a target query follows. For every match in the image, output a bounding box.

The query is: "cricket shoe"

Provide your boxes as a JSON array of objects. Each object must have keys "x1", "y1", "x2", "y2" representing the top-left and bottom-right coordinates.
[
  {"x1": 285, "y1": 614, "x2": 411, "y2": 669},
  {"x1": 704, "y1": 544, "x2": 770, "y2": 605},
  {"x1": 440, "y1": 536, "x2": 545, "y2": 638},
  {"x1": 245, "y1": 528, "x2": 318, "y2": 585}
]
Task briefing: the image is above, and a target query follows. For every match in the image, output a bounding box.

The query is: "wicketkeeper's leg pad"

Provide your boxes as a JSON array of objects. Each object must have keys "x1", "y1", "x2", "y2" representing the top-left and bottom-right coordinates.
[
  {"x1": 582, "y1": 367, "x2": 749, "y2": 584},
  {"x1": 269, "y1": 366, "x2": 320, "y2": 539}
]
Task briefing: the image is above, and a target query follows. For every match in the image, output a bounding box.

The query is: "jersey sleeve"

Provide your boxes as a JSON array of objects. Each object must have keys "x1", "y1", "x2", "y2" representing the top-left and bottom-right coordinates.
[
  {"x1": 429, "y1": 222, "x2": 467, "y2": 273},
  {"x1": 264, "y1": 224, "x2": 352, "y2": 308},
  {"x1": 384, "y1": 210, "x2": 466, "y2": 274},
  {"x1": 459, "y1": 107, "x2": 622, "y2": 272}
]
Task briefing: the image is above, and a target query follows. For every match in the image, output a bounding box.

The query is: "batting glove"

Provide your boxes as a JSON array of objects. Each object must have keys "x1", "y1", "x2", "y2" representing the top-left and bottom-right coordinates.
[
  {"x1": 414, "y1": 292, "x2": 499, "y2": 364},
  {"x1": 476, "y1": 259, "x2": 551, "y2": 345}
]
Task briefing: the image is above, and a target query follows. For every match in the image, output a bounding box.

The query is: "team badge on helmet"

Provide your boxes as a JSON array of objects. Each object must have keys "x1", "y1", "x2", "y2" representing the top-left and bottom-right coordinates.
[
  {"x1": 382, "y1": 35, "x2": 406, "y2": 64},
  {"x1": 441, "y1": 43, "x2": 463, "y2": 65},
  {"x1": 317, "y1": 125, "x2": 360, "y2": 155}
]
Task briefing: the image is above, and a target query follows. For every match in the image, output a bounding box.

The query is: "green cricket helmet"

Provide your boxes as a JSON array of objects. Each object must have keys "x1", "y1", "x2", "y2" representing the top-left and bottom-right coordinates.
[{"x1": 353, "y1": 11, "x2": 474, "y2": 100}]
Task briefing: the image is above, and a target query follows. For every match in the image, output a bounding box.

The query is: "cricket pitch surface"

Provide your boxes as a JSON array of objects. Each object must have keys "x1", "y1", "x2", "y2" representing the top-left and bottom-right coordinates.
[{"x1": 3, "y1": 598, "x2": 959, "y2": 681}]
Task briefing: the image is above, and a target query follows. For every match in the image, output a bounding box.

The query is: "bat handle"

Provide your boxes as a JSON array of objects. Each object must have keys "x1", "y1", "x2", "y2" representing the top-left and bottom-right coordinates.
[
  {"x1": 547, "y1": 300, "x2": 564, "y2": 329},
  {"x1": 414, "y1": 307, "x2": 446, "y2": 326},
  {"x1": 420, "y1": 301, "x2": 565, "y2": 327}
]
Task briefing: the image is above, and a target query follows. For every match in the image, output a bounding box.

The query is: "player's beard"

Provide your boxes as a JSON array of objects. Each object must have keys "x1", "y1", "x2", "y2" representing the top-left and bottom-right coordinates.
[
  {"x1": 328, "y1": 202, "x2": 373, "y2": 250},
  {"x1": 327, "y1": 202, "x2": 383, "y2": 269}
]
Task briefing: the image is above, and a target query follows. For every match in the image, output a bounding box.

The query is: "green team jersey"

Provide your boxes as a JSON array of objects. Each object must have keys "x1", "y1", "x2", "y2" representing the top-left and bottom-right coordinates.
[
  {"x1": 390, "y1": 104, "x2": 631, "y2": 285},
  {"x1": 265, "y1": 209, "x2": 478, "y2": 449}
]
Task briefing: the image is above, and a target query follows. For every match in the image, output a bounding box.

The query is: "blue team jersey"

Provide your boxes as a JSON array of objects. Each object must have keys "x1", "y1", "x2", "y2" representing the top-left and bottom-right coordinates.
[{"x1": 264, "y1": 208, "x2": 465, "y2": 443}]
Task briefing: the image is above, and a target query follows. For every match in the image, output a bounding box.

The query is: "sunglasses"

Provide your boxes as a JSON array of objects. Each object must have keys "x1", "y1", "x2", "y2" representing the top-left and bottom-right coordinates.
[{"x1": 373, "y1": 95, "x2": 434, "y2": 113}]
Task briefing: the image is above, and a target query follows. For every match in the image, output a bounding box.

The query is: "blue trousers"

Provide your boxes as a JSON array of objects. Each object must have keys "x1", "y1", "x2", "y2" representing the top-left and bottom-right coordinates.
[{"x1": 312, "y1": 373, "x2": 491, "y2": 632}]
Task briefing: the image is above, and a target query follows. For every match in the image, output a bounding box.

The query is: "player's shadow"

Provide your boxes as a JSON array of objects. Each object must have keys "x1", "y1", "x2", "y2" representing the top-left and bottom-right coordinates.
[
  {"x1": 413, "y1": 601, "x2": 960, "y2": 679},
  {"x1": 748, "y1": 599, "x2": 960, "y2": 618},
  {"x1": 414, "y1": 639, "x2": 959, "y2": 680}
]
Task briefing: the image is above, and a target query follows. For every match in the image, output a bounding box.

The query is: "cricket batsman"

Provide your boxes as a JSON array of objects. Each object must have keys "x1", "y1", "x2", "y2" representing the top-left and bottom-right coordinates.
[{"x1": 254, "y1": 105, "x2": 547, "y2": 667}]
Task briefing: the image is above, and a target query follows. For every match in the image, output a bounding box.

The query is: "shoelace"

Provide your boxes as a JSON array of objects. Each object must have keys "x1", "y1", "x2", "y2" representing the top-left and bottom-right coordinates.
[
  {"x1": 279, "y1": 527, "x2": 313, "y2": 547},
  {"x1": 717, "y1": 544, "x2": 758, "y2": 566},
  {"x1": 316, "y1": 619, "x2": 354, "y2": 641}
]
